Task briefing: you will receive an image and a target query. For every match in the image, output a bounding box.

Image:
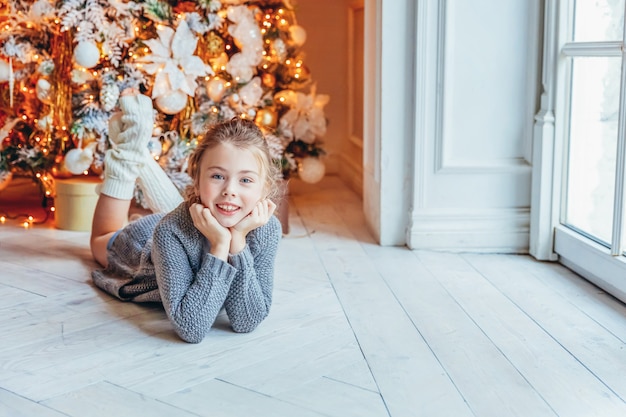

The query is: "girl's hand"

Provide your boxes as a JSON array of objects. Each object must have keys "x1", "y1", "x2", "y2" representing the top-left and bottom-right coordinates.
[
  {"x1": 189, "y1": 203, "x2": 231, "y2": 261},
  {"x1": 229, "y1": 199, "x2": 276, "y2": 254}
]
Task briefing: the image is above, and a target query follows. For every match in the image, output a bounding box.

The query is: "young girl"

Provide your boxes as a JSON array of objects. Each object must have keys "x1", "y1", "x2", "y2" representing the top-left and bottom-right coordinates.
[{"x1": 90, "y1": 89, "x2": 282, "y2": 343}]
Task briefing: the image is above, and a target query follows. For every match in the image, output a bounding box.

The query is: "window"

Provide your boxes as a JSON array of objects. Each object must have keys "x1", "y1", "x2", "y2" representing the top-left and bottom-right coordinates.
[{"x1": 551, "y1": 0, "x2": 626, "y2": 300}]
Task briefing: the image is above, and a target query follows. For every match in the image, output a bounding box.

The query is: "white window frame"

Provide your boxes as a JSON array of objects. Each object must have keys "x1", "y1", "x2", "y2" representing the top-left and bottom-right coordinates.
[{"x1": 530, "y1": 0, "x2": 626, "y2": 303}]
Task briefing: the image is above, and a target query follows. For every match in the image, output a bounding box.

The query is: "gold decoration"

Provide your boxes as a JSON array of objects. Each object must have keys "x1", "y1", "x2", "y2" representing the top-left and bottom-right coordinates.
[
  {"x1": 255, "y1": 107, "x2": 278, "y2": 129},
  {"x1": 206, "y1": 77, "x2": 227, "y2": 102},
  {"x1": 262, "y1": 73, "x2": 276, "y2": 88},
  {"x1": 50, "y1": 30, "x2": 73, "y2": 155},
  {"x1": 174, "y1": 95, "x2": 196, "y2": 140},
  {"x1": 198, "y1": 31, "x2": 225, "y2": 61}
]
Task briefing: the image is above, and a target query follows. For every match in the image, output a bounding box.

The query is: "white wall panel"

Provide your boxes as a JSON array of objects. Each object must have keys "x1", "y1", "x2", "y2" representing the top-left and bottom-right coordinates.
[
  {"x1": 440, "y1": 1, "x2": 532, "y2": 168},
  {"x1": 407, "y1": 0, "x2": 542, "y2": 252}
]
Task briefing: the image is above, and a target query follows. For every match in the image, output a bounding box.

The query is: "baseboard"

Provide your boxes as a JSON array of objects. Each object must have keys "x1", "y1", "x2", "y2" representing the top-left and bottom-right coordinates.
[
  {"x1": 406, "y1": 207, "x2": 530, "y2": 253},
  {"x1": 338, "y1": 155, "x2": 363, "y2": 198}
]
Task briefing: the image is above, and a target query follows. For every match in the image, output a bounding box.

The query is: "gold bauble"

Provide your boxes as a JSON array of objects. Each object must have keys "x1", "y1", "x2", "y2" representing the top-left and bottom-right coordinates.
[
  {"x1": 255, "y1": 108, "x2": 278, "y2": 129},
  {"x1": 206, "y1": 77, "x2": 227, "y2": 102},
  {"x1": 262, "y1": 73, "x2": 276, "y2": 88},
  {"x1": 203, "y1": 31, "x2": 225, "y2": 58}
]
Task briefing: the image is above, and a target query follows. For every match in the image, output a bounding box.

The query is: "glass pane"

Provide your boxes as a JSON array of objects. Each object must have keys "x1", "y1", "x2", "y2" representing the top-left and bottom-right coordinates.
[
  {"x1": 564, "y1": 56, "x2": 620, "y2": 246},
  {"x1": 573, "y1": 0, "x2": 624, "y2": 42},
  {"x1": 622, "y1": 197, "x2": 626, "y2": 256}
]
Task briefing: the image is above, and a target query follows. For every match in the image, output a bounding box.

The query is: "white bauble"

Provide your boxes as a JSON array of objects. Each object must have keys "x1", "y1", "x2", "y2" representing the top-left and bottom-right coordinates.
[
  {"x1": 207, "y1": 77, "x2": 227, "y2": 102},
  {"x1": 298, "y1": 157, "x2": 325, "y2": 184},
  {"x1": 36, "y1": 78, "x2": 52, "y2": 104},
  {"x1": 71, "y1": 68, "x2": 94, "y2": 84},
  {"x1": 64, "y1": 148, "x2": 94, "y2": 175},
  {"x1": 289, "y1": 25, "x2": 307, "y2": 46},
  {"x1": 0, "y1": 60, "x2": 10, "y2": 82},
  {"x1": 73, "y1": 41, "x2": 100, "y2": 69},
  {"x1": 155, "y1": 90, "x2": 187, "y2": 115},
  {"x1": 147, "y1": 137, "x2": 163, "y2": 157}
]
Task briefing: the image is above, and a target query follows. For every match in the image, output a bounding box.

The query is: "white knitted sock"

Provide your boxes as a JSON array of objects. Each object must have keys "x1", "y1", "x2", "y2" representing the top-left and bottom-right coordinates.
[
  {"x1": 137, "y1": 158, "x2": 184, "y2": 213},
  {"x1": 98, "y1": 148, "x2": 142, "y2": 200},
  {"x1": 99, "y1": 94, "x2": 154, "y2": 200}
]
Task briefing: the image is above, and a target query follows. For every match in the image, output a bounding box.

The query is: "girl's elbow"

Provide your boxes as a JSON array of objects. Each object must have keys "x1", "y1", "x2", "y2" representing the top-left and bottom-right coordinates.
[
  {"x1": 231, "y1": 312, "x2": 268, "y2": 333},
  {"x1": 175, "y1": 325, "x2": 206, "y2": 343},
  {"x1": 180, "y1": 332, "x2": 204, "y2": 343},
  {"x1": 231, "y1": 321, "x2": 260, "y2": 333}
]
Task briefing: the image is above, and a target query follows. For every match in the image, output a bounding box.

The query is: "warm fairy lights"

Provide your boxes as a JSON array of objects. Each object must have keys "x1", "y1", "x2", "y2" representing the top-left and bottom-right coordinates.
[
  {"x1": 1, "y1": 0, "x2": 329, "y2": 230},
  {"x1": 0, "y1": 209, "x2": 51, "y2": 227}
]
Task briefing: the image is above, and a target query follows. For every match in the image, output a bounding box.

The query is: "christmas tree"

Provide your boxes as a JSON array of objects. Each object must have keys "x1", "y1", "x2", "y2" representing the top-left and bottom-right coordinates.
[{"x1": 0, "y1": 0, "x2": 329, "y2": 208}]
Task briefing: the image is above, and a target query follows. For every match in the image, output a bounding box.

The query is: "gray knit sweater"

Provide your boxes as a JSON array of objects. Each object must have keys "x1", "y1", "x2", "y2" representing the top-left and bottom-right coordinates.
[{"x1": 92, "y1": 203, "x2": 281, "y2": 343}]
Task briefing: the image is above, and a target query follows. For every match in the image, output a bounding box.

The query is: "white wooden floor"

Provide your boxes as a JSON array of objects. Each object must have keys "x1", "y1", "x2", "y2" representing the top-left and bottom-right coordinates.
[{"x1": 1, "y1": 176, "x2": 626, "y2": 417}]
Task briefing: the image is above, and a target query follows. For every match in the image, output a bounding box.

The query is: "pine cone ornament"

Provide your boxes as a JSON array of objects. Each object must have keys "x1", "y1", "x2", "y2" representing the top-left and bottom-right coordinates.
[{"x1": 100, "y1": 83, "x2": 120, "y2": 112}]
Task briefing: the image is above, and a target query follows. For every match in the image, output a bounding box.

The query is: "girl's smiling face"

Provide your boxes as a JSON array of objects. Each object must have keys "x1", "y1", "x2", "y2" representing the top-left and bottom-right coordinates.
[{"x1": 197, "y1": 142, "x2": 265, "y2": 228}]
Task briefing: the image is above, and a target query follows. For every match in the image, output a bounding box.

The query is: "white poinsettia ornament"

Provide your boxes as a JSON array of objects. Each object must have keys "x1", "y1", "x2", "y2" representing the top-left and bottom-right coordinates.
[
  {"x1": 278, "y1": 86, "x2": 329, "y2": 144},
  {"x1": 138, "y1": 20, "x2": 210, "y2": 114}
]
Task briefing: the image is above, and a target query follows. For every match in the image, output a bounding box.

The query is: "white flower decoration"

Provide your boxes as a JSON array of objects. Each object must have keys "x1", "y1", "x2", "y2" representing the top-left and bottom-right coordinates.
[
  {"x1": 278, "y1": 86, "x2": 329, "y2": 144},
  {"x1": 239, "y1": 77, "x2": 263, "y2": 107},
  {"x1": 138, "y1": 20, "x2": 210, "y2": 100},
  {"x1": 225, "y1": 6, "x2": 263, "y2": 82}
]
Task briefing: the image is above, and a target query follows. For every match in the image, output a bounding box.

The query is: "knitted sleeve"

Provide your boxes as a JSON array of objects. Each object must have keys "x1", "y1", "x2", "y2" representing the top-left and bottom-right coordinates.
[
  {"x1": 224, "y1": 215, "x2": 282, "y2": 333},
  {"x1": 151, "y1": 218, "x2": 237, "y2": 343}
]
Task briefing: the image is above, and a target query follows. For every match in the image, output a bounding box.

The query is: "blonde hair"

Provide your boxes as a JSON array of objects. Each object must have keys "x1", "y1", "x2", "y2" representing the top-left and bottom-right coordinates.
[{"x1": 185, "y1": 117, "x2": 282, "y2": 204}]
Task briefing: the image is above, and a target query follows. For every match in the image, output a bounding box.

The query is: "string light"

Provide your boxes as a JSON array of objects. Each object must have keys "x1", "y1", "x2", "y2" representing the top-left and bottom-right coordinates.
[{"x1": 0, "y1": 210, "x2": 51, "y2": 227}]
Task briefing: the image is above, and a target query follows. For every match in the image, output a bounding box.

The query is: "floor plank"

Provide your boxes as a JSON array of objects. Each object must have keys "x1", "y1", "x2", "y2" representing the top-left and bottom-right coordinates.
[
  {"x1": 161, "y1": 379, "x2": 329, "y2": 417},
  {"x1": 41, "y1": 382, "x2": 200, "y2": 417},
  {"x1": 0, "y1": 388, "x2": 68, "y2": 417}
]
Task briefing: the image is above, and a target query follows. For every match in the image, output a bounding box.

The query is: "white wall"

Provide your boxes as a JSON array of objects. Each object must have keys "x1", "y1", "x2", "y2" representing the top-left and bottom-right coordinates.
[{"x1": 295, "y1": 0, "x2": 350, "y2": 177}]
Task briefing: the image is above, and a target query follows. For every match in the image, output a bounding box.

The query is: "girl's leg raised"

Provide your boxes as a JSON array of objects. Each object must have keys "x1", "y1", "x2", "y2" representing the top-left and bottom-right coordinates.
[{"x1": 90, "y1": 90, "x2": 154, "y2": 267}]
